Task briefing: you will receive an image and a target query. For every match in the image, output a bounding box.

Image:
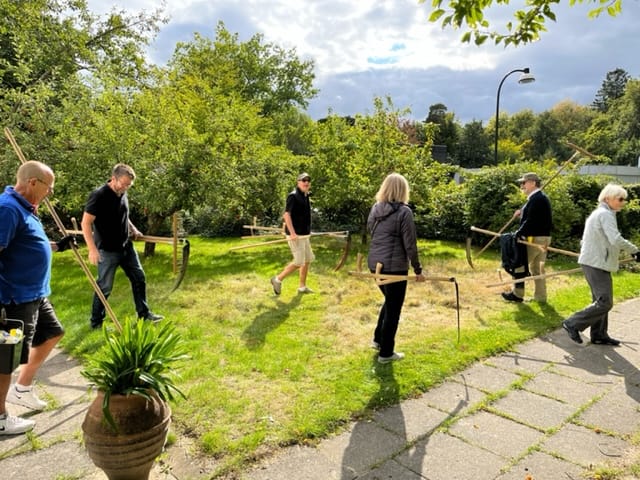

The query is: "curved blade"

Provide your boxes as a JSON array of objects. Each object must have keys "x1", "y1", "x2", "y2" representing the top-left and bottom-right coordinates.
[
  {"x1": 333, "y1": 234, "x2": 351, "y2": 271},
  {"x1": 465, "y1": 236, "x2": 475, "y2": 269},
  {"x1": 170, "y1": 239, "x2": 190, "y2": 293}
]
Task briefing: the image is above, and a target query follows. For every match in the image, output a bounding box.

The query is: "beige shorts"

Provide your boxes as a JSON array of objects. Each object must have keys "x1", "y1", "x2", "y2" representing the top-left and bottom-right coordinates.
[{"x1": 288, "y1": 235, "x2": 315, "y2": 266}]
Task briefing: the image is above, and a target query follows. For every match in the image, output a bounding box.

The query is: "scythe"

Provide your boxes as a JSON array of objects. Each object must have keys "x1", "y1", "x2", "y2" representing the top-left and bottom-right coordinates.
[
  {"x1": 466, "y1": 142, "x2": 598, "y2": 269},
  {"x1": 349, "y1": 254, "x2": 461, "y2": 342},
  {"x1": 67, "y1": 229, "x2": 190, "y2": 293},
  {"x1": 4, "y1": 127, "x2": 122, "y2": 331}
]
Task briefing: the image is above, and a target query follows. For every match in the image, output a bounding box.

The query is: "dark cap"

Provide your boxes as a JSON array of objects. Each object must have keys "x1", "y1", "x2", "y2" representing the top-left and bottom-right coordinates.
[
  {"x1": 297, "y1": 172, "x2": 311, "y2": 181},
  {"x1": 517, "y1": 172, "x2": 540, "y2": 183}
]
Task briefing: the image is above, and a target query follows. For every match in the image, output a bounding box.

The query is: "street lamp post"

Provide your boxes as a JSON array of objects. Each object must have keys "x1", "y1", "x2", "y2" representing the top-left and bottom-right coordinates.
[{"x1": 494, "y1": 67, "x2": 535, "y2": 164}]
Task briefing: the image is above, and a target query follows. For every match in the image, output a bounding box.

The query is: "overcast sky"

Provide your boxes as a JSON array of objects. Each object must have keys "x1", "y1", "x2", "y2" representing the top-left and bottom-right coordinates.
[{"x1": 88, "y1": 0, "x2": 640, "y2": 124}]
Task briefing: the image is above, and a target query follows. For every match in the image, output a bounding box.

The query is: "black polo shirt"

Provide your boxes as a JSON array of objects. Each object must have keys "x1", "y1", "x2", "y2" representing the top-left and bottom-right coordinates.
[{"x1": 284, "y1": 187, "x2": 311, "y2": 235}]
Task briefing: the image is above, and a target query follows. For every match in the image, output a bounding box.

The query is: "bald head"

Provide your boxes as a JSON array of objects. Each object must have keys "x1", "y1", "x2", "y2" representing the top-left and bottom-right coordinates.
[
  {"x1": 14, "y1": 160, "x2": 55, "y2": 205},
  {"x1": 17, "y1": 161, "x2": 54, "y2": 185}
]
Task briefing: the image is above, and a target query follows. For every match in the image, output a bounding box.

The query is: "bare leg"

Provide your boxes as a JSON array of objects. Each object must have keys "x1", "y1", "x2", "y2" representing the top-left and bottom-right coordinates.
[
  {"x1": 277, "y1": 262, "x2": 300, "y2": 282},
  {"x1": 299, "y1": 262, "x2": 310, "y2": 288},
  {"x1": 0, "y1": 374, "x2": 10, "y2": 415},
  {"x1": 15, "y1": 334, "x2": 63, "y2": 386}
]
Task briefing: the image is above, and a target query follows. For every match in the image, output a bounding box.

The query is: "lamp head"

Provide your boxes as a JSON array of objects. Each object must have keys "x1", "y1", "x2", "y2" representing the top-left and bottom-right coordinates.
[{"x1": 518, "y1": 68, "x2": 535, "y2": 84}]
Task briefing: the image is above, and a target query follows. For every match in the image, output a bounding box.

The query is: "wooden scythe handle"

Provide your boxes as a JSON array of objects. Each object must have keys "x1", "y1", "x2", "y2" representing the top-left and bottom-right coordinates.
[
  {"x1": 4, "y1": 127, "x2": 121, "y2": 331},
  {"x1": 470, "y1": 226, "x2": 579, "y2": 257}
]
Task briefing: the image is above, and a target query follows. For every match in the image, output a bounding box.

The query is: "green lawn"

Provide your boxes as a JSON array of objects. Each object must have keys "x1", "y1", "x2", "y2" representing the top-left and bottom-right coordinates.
[{"x1": 51, "y1": 236, "x2": 640, "y2": 477}]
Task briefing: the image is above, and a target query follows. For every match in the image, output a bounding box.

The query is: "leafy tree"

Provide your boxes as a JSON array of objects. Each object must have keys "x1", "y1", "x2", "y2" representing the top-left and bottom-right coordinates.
[
  {"x1": 529, "y1": 111, "x2": 563, "y2": 160},
  {"x1": 582, "y1": 79, "x2": 640, "y2": 165},
  {"x1": 170, "y1": 23, "x2": 317, "y2": 116},
  {"x1": 0, "y1": 0, "x2": 164, "y2": 199},
  {"x1": 457, "y1": 120, "x2": 492, "y2": 167},
  {"x1": 310, "y1": 97, "x2": 437, "y2": 239},
  {"x1": 592, "y1": 68, "x2": 630, "y2": 113},
  {"x1": 424, "y1": 0, "x2": 623, "y2": 46},
  {"x1": 424, "y1": 103, "x2": 460, "y2": 161}
]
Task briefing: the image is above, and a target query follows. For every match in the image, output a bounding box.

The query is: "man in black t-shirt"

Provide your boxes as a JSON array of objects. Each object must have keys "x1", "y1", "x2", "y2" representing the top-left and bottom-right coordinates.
[
  {"x1": 270, "y1": 172, "x2": 315, "y2": 295},
  {"x1": 81, "y1": 163, "x2": 163, "y2": 328}
]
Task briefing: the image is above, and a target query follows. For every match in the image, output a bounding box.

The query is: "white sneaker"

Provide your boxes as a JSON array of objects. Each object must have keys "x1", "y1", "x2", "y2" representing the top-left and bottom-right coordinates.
[
  {"x1": 270, "y1": 276, "x2": 282, "y2": 295},
  {"x1": 297, "y1": 286, "x2": 313, "y2": 294},
  {"x1": 7, "y1": 384, "x2": 48, "y2": 410},
  {"x1": 0, "y1": 413, "x2": 35, "y2": 435},
  {"x1": 378, "y1": 352, "x2": 405, "y2": 364}
]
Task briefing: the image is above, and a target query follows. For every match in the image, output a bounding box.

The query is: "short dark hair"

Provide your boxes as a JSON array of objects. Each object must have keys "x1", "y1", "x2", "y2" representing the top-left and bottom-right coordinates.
[{"x1": 112, "y1": 163, "x2": 136, "y2": 180}]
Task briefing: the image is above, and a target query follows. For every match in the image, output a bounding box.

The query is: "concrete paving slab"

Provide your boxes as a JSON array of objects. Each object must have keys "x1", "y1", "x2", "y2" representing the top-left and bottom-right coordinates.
[
  {"x1": 447, "y1": 410, "x2": 544, "y2": 459},
  {"x1": 316, "y1": 419, "x2": 406, "y2": 478},
  {"x1": 372, "y1": 397, "x2": 451, "y2": 441},
  {"x1": 548, "y1": 353, "x2": 621, "y2": 387},
  {"x1": 541, "y1": 424, "x2": 629, "y2": 468},
  {"x1": 1, "y1": 440, "x2": 95, "y2": 480},
  {"x1": 516, "y1": 334, "x2": 581, "y2": 365},
  {"x1": 357, "y1": 459, "x2": 424, "y2": 480},
  {"x1": 490, "y1": 389, "x2": 575, "y2": 431},
  {"x1": 494, "y1": 450, "x2": 583, "y2": 480},
  {"x1": 243, "y1": 445, "x2": 341, "y2": 480},
  {"x1": 420, "y1": 379, "x2": 486, "y2": 415},
  {"x1": 523, "y1": 369, "x2": 607, "y2": 407},
  {"x1": 579, "y1": 385, "x2": 640, "y2": 435},
  {"x1": 395, "y1": 431, "x2": 506, "y2": 480},
  {"x1": 451, "y1": 363, "x2": 522, "y2": 394},
  {"x1": 484, "y1": 350, "x2": 550, "y2": 376}
]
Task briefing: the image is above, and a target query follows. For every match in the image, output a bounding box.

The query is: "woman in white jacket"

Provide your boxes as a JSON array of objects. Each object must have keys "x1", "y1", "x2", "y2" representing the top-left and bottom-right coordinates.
[{"x1": 562, "y1": 184, "x2": 639, "y2": 345}]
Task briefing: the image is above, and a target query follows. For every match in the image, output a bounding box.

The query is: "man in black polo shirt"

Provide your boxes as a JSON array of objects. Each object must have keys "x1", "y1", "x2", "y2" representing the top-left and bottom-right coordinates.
[
  {"x1": 81, "y1": 163, "x2": 163, "y2": 328},
  {"x1": 270, "y1": 172, "x2": 315, "y2": 295}
]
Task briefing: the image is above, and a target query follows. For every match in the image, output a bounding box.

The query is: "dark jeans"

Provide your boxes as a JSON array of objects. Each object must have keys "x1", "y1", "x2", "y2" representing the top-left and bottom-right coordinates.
[
  {"x1": 564, "y1": 265, "x2": 613, "y2": 340},
  {"x1": 90, "y1": 242, "x2": 150, "y2": 327},
  {"x1": 373, "y1": 270, "x2": 408, "y2": 358}
]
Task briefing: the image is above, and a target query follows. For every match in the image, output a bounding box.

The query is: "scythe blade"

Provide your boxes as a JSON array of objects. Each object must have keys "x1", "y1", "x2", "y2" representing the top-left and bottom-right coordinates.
[
  {"x1": 333, "y1": 233, "x2": 351, "y2": 271},
  {"x1": 465, "y1": 236, "x2": 475, "y2": 269},
  {"x1": 170, "y1": 239, "x2": 190, "y2": 293}
]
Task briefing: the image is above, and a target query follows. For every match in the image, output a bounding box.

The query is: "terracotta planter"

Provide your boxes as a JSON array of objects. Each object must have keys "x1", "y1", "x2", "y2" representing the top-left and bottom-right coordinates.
[{"x1": 82, "y1": 391, "x2": 171, "y2": 480}]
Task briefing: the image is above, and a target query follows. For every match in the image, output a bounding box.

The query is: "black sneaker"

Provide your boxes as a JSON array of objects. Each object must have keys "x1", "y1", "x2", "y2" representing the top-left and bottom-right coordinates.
[
  {"x1": 562, "y1": 321, "x2": 583, "y2": 344},
  {"x1": 142, "y1": 312, "x2": 164, "y2": 322},
  {"x1": 501, "y1": 291, "x2": 523, "y2": 303},
  {"x1": 90, "y1": 320, "x2": 103, "y2": 330},
  {"x1": 591, "y1": 337, "x2": 621, "y2": 346}
]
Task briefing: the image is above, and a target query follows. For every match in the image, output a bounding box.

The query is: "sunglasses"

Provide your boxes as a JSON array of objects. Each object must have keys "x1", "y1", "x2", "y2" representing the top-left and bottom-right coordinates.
[{"x1": 300, "y1": 179, "x2": 311, "y2": 183}]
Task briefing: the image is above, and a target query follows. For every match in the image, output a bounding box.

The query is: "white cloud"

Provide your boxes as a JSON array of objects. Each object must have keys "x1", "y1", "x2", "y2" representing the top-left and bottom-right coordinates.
[{"x1": 87, "y1": 0, "x2": 640, "y2": 123}]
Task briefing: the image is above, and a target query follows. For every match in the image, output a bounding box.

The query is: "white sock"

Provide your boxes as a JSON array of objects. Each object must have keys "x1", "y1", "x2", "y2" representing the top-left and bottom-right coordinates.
[{"x1": 15, "y1": 383, "x2": 32, "y2": 392}]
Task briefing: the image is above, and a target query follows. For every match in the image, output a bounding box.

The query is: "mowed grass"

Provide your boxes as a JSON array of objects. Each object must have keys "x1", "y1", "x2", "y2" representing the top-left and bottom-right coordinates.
[{"x1": 50, "y1": 235, "x2": 640, "y2": 477}]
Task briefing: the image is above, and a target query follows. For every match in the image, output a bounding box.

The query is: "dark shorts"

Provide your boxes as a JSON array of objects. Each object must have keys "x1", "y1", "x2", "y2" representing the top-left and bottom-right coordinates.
[{"x1": 1, "y1": 298, "x2": 64, "y2": 364}]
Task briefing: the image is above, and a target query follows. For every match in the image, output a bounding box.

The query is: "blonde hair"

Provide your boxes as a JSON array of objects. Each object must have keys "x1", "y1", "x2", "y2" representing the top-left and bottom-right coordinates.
[
  {"x1": 598, "y1": 183, "x2": 627, "y2": 203},
  {"x1": 375, "y1": 173, "x2": 410, "y2": 204}
]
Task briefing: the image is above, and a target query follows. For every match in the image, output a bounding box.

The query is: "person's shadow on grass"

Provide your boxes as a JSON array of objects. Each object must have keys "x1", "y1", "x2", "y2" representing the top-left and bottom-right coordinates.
[
  {"x1": 242, "y1": 295, "x2": 302, "y2": 349},
  {"x1": 508, "y1": 299, "x2": 564, "y2": 333}
]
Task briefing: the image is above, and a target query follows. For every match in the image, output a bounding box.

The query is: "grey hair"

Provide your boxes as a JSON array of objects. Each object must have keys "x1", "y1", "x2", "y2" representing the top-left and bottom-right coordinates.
[{"x1": 598, "y1": 183, "x2": 627, "y2": 203}]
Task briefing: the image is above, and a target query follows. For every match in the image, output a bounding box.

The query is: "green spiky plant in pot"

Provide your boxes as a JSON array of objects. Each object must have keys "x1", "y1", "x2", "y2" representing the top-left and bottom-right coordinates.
[{"x1": 81, "y1": 318, "x2": 188, "y2": 480}]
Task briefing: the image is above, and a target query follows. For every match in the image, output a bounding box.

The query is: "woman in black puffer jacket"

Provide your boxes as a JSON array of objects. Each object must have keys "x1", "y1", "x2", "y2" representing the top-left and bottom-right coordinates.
[{"x1": 367, "y1": 173, "x2": 425, "y2": 364}]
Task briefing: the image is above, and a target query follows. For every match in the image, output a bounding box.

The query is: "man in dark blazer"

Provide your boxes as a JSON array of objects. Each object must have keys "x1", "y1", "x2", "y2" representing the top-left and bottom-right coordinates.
[{"x1": 502, "y1": 172, "x2": 552, "y2": 303}]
